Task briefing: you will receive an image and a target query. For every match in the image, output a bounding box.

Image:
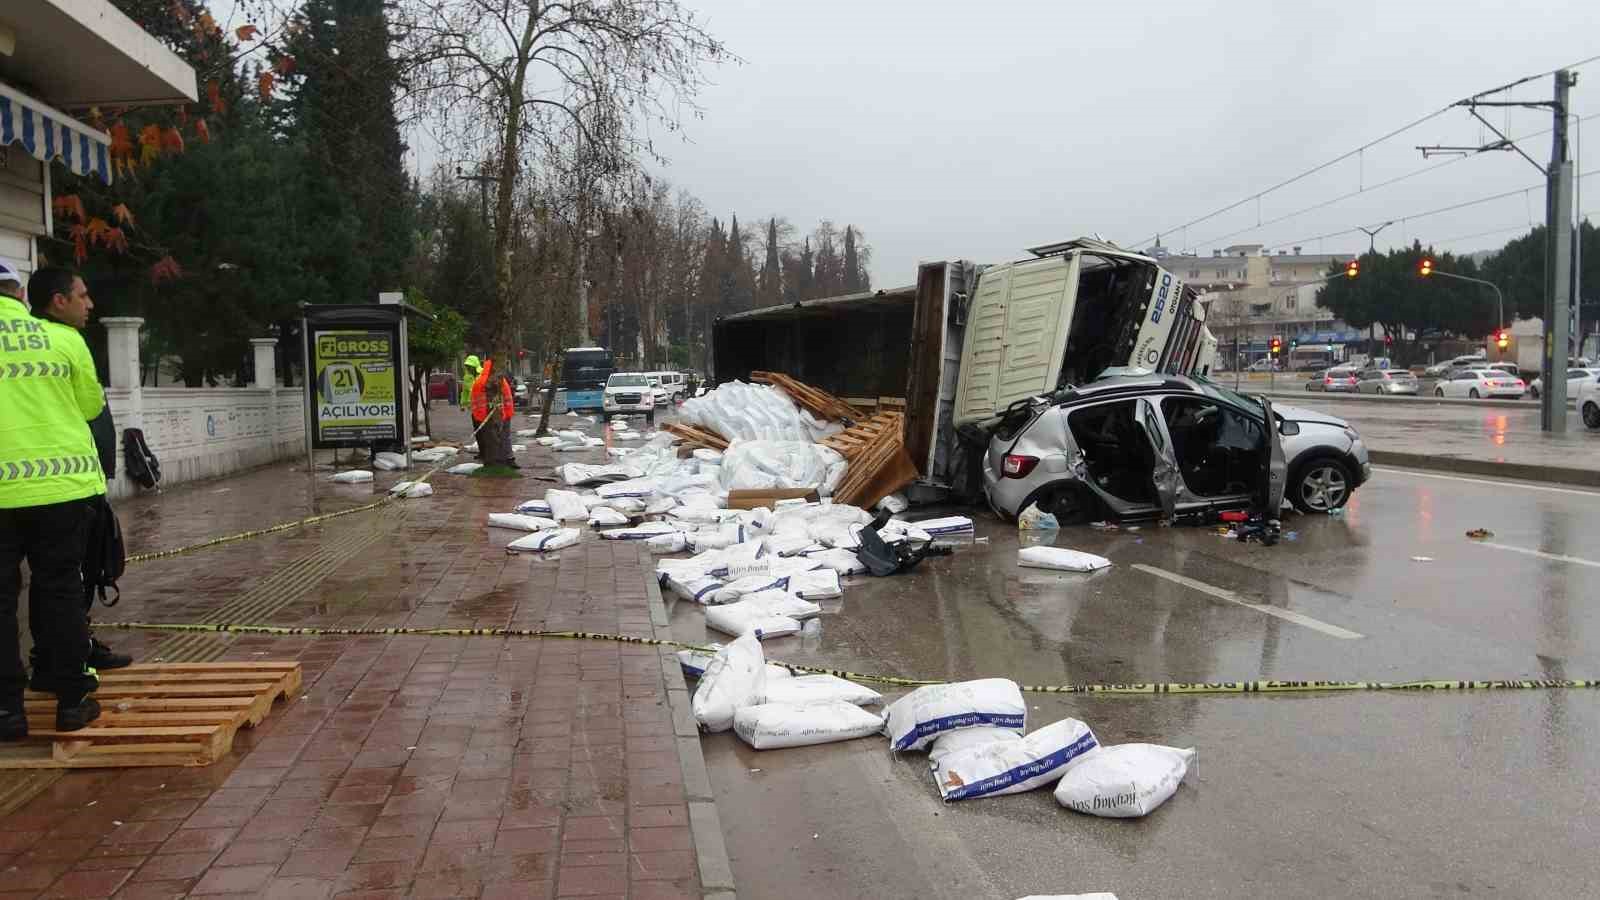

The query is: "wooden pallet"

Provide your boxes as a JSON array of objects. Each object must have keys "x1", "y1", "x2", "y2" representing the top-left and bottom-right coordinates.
[
  {"x1": 831, "y1": 417, "x2": 920, "y2": 508},
  {"x1": 751, "y1": 371, "x2": 865, "y2": 423},
  {"x1": 0, "y1": 662, "x2": 302, "y2": 769},
  {"x1": 661, "y1": 422, "x2": 730, "y2": 451},
  {"x1": 821, "y1": 412, "x2": 904, "y2": 461}
]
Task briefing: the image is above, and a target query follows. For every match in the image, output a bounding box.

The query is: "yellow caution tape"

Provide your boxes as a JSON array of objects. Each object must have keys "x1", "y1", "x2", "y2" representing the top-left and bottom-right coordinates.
[{"x1": 92, "y1": 622, "x2": 1600, "y2": 697}]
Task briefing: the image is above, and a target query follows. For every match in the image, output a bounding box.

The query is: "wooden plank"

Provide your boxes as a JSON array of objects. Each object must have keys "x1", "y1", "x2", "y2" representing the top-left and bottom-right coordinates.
[{"x1": 121, "y1": 662, "x2": 301, "y2": 673}]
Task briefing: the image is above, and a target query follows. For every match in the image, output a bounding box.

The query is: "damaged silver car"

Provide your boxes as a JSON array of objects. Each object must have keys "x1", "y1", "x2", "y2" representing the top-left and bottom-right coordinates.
[{"x1": 983, "y1": 373, "x2": 1370, "y2": 523}]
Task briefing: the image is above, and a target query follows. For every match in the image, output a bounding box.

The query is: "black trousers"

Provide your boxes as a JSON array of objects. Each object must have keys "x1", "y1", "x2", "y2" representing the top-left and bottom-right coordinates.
[{"x1": 0, "y1": 497, "x2": 94, "y2": 708}]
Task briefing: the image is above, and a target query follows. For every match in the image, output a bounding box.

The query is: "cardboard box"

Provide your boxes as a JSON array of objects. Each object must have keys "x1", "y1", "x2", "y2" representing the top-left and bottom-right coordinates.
[{"x1": 726, "y1": 488, "x2": 817, "y2": 509}]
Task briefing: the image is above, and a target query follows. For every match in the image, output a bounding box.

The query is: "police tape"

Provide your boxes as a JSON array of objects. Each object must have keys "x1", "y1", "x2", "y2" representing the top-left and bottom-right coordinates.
[
  {"x1": 125, "y1": 416, "x2": 506, "y2": 565},
  {"x1": 91, "y1": 622, "x2": 1600, "y2": 697}
]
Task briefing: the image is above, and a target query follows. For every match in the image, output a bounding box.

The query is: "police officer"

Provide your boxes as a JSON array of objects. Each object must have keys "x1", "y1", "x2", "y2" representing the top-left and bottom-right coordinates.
[
  {"x1": 0, "y1": 261, "x2": 103, "y2": 735},
  {"x1": 30, "y1": 266, "x2": 132, "y2": 671}
]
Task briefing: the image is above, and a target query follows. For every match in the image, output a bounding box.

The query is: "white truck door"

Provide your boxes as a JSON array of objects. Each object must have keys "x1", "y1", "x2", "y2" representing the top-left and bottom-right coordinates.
[{"x1": 953, "y1": 254, "x2": 1080, "y2": 425}]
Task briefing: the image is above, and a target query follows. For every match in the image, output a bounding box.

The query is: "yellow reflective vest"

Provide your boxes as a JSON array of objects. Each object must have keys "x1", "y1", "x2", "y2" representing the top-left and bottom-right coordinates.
[{"x1": 0, "y1": 294, "x2": 105, "y2": 508}]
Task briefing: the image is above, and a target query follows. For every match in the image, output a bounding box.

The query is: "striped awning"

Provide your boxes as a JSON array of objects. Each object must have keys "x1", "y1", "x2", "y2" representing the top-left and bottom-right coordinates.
[{"x1": 0, "y1": 83, "x2": 112, "y2": 185}]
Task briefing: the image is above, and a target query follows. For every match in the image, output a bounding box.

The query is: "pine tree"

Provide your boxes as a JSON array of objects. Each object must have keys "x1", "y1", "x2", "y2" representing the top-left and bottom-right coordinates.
[
  {"x1": 729, "y1": 213, "x2": 755, "y2": 310},
  {"x1": 759, "y1": 217, "x2": 782, "y2": 307},
  {"x1": 798, "y1": 238, "x2": 816, "y2": 300},
  {"x1": 842, "y1": 225, "x2": 861, "y2": 293},
  {"x1": 812, "y1": 221, "x2": 840, "y2": 298},
  {"x1": 283, "y1": 0, "x2": 411, "y2": 302},
  {"x1": 699, "y1": 217, "x2": 725, "y2": 320}
]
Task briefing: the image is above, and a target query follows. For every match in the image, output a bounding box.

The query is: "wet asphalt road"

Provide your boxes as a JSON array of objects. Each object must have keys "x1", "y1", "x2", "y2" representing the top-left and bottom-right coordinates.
[{"x1": 667, "y1": 466, "x2": 1600, "y2": 900}]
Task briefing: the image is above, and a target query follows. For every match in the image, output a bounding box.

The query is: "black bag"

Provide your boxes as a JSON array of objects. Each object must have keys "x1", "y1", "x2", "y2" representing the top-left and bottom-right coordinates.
[
  {"x1": 123, "y1": 427, "x2": 161, "y2": 490},
  {"x1": 83, "y1": 496, "x2": 126, "y2": 607},
  {"x1": 854, "y1": 510, "x2": 951, "y2": 576}
]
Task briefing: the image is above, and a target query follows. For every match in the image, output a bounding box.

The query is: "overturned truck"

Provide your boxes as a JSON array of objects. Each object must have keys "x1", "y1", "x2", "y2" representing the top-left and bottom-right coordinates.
[{"x1": 712, "y1": 238, "x2": 1217, "y2": 499}]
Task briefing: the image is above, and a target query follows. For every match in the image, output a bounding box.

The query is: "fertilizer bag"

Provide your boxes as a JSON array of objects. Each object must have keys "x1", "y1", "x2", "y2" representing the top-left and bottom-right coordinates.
[
  {"x1": 932, "y1": 717, "x2": 1099, "y2": 801},
  {"x1": 883, "y1": 678, "x2": 1027, "y2": 752},
  {"x1": 733, "y1": 700, "x2": 885, "y2": 750},
  {"x1": 691, "y1": 633, "x2": 767, "y2": 733},
  {"x1": 1053, "y1": 743, "x2": 1196, "y2": 818}
]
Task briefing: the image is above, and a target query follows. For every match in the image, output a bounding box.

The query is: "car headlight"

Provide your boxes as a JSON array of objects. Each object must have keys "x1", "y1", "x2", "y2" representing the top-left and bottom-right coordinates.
[{"x1": 1343, "y1": 426, "x2": 1361, "y2": 442}]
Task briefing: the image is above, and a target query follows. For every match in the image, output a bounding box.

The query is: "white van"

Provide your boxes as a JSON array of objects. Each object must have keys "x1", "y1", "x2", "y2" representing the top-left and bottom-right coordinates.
[{"x1": 649, "y1": 371, "x2": 686, "y2": 402}]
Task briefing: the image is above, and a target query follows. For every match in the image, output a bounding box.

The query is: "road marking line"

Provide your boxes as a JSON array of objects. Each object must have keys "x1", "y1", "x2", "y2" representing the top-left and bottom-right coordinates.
[
  {"x1": 1480, "y1": 542, "x2": 1600, "y2": 569},
  {"x1": 1371, "y1": 466, "x2": 1600, "y2": 497},
  {"x1": 1132, "y1": 564, "x2": 1365, "y2": 640}
]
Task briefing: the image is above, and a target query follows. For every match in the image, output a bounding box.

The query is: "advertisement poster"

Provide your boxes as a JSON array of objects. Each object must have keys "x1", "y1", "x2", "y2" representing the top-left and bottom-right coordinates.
[{"x1": 311, "y1": 328, "x2": 400, "y2": 445}]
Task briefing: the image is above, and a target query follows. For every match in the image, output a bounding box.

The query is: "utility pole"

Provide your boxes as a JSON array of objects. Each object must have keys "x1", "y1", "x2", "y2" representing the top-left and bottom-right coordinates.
[
  {"x1": 1357, "y1": 221, "x2": 1393, "y2": 354},
  {"x1": 1545, "y1": 70, "x2": 1576, "y2": 432},
  {"x1": 1420, "y1": 69, "x2": 1579, "y2": 432}
]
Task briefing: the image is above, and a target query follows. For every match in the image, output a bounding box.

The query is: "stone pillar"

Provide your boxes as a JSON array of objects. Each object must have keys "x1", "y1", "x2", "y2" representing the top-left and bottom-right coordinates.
[
  {"x1": 250, "y1": 337, "x2": 278, "y2": 388},
  {"x1": 100, "y1": 317, "x2": 144, "y2": 390}
]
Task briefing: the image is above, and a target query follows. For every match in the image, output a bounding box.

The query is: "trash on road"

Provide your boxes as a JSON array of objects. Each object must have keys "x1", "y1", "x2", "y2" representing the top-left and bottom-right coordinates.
[
  {"x1": 1018, "y1": 502, "x2": 1060, "y2": 531},
  {"x1": 692, "y1": 632, "x2": 767, "y2": 733},
  {"x1": 1054, "y1": 743, "x2": 1196, "y2": 818},
  {"x1": 506, "y1": 528, "x2": 581, "y2": 553},
  {"x1": 446, "y1": 462, "x2": 483, "y2": 475},
  {"x1": 734, "y1": 700, "x2": 886, "y2": 750},
  {"x1": 1017, "y1": 546, "x2": 1112, "y2": 573},
  {"x1": 487, "y1": 513, "x2": 559, "y2": 532},
  {"x1": 933, "y1": 717, "x2": 1098, "y2": 801},
  {"x1": 372, "y1": 451, "x2": 409, "y2": 470},
  {"x1": 1411, "y1": 555, "x2": 1434, "y2": 562},
  {"x1": 1466, "y1": 528, "x2": 1494, "y2": 539},
  {"x1": 329, "y1": 470, "x2": 373, "y2": 484},
  {"x1": 884, "y1": 678, "x2": 1027, "y2": 752}
]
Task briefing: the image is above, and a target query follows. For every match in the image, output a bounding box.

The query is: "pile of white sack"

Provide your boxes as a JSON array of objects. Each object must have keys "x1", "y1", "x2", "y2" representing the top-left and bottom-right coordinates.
[
  {"x1": 680, "y1": 643, "x2": 1193, "y2": 817},
  {"x1": 677, "y1": 380, "x2": 844, "y2": 443}
]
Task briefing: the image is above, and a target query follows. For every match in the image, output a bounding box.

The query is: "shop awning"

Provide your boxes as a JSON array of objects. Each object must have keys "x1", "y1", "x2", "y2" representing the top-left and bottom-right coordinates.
[{"x1": 0, "y1": 83, "x2": 111, "y2": 185}]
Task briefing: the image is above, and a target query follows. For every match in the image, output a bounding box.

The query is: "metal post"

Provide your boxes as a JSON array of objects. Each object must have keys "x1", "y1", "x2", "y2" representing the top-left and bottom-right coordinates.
[
  {"x1": 398, "y1": 314, "x2": 413, "y2": 468},
  {"x1": 1543, "y1": 71, "x2": 1576, "y2": 432}
]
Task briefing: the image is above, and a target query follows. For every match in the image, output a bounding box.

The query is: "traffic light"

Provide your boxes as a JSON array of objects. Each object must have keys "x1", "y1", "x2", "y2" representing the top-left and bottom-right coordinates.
[
  {"x1": 1345, "y1": 259, "x2": 1360, "y2": 278},
  {"x1": 1419, "y1": 257, "x2": 1434, "y2": 277},
  {"x1": 1496, "y1": 329, "x2": 1509, "y2": 350},
  {"x1": 1270, "y1": 336, "x2": 1282, "y2": 355},
  {"x1": 1384, "y1": 334, "x2": 1393, "y2": 347}
]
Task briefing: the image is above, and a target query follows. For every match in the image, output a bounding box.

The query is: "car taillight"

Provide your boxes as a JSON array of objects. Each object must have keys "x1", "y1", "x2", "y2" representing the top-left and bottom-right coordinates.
[{"x1": 1002, "y1": 454, "x2": 1040, "y2": 478}]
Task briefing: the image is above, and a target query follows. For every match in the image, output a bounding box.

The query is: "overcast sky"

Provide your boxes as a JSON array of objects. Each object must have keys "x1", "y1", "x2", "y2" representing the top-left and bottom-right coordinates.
[{"x1": 602, "y1": 0, "x2": 1597, "y2": 286}]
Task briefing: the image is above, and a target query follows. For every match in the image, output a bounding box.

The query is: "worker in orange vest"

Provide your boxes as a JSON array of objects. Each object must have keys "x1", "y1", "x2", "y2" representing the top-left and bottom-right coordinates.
[{"x1": 470, "y1": 357, "x2": 516, "y2": 464}]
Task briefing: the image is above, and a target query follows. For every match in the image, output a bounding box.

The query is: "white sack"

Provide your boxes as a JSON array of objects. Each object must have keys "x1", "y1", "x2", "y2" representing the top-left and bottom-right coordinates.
[
  {"x1": 875, "y1": 492, "x2": 909, "y2": 514},
  {"x1": 1053, "y1": 744, "x2": 1196, "y2": 818},
  {"x1": 511, "y1": 444, "x2": 527, "y2": 451},
  {"x1": 665, "y1": 572, "x2": 724, "y2": 604},
  {"x1": 598, "y1": 522, "x2": 678, "y2": 541},
  {"x1": 704, "y1": 603, "x2": 802, "y2": 640},
  {"x1": 330, "y1": 470, "x2": 373, "y2": 484},
  {"x1": 515, "y1": 499, "x2": 552, "y2": 516},
  {"x1": 805, "y1": 547, "x2": 870, "y2": 576},
  {"x1": 507, "y1": 528, "x2": 581, "y2": 552},
  {"x1": 932, "y1": 718, "x2": 1099, "y2": 801},
  {"x1": 675, "y1": 646, "x2": 795, "y2": 682},
  {"x1": 389, "y1": 481, "x2": 434, "y2": 498},
  {"x1": 536, "y1": 436, "x2": 561, "y2": 447},
  {"x1": 691, "y1": 633, "x2": 767, "y2": 733},
  {"x1": 446, "y1": 462, "x2": 483, "y2": 475},
  {"x1": 487, "y1": 513, "x2": 559, "y2": 532},
  {"x1": 543, "y1": 489, "x2": 589, "y2": 522},
  {"x1": 1017, "y1": 546, "x2": 1112, "y2": 573},
  {"x1": 787, "y1": 568, "x2": 843, "y2": 600},
  {"x1": 718, "y1": 441, "x2": 844, "y2": 492},
  {"x1": 928, "y1": 726, "x2": 1023, "y2": 763},
  {"x1": 739, "y1": 589, "x2": 822, "y2": 621},
  {"x1": 557, "y1": 463, "x2": 643, "y2": 486},
  {"x1": 588, "y1": 507, "x2": 630, "y2": 526},
  {"x1": 884, "y1": 679, "x2": 1027, "y2": 753},
  {"x1": 915, "y1": 516, "x2": 976, "y2": 536},
  {"x1": 766, "y1": 534, "x2": 818, "y2": 558},
  {"x1": 693, "y1": 448, "x2": 724, "y2": 463},
  {"x1": 597, "y1": 478, "x2": 658, "y2": 499},
  {"x1": 373, "y1": 451, "x2": 409, "y2": 470},
  {"x1": 761, "y1": 674, "x2": 881, "y2": 707},
  {"x1": 646, "y1": 532, "x2": 690, "y2": 554},
  {"x1": 733, "y1": 700, "x2": 885, "y2": 750}
]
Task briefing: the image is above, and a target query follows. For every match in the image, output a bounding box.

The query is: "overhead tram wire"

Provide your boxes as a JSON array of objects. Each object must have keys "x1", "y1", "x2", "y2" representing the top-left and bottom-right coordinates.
[{"x1": 1128, "y1": 53, "x2": 1600, "y2": 252}]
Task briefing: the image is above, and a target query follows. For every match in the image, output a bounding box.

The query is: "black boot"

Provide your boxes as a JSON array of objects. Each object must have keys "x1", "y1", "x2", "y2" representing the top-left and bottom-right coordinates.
[
  {"x1": 0, "y1": 708, "x2": 26, "y2": 741},
  {"x1": 55, "y1": 697, "x2": 100, "y2": 732},
  {"x1": 87, "y1": 636, "x2": 132, "y2": 670}
]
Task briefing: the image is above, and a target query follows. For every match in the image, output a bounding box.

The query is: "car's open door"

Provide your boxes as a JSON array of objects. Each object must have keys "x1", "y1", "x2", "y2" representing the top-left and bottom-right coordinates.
[
  {"x1": 1258, "y1": 397, "x2": 1287, "y2": 514},
  {"x1": 1135, "y1": 398, "x2": 1179, "y2": 520}
]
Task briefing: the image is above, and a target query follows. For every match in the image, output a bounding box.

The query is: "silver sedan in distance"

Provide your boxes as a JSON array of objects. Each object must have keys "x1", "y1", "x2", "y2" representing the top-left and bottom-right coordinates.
[{"x1": 1357, "y1": 368, "x2": 1418, "y2": 395}]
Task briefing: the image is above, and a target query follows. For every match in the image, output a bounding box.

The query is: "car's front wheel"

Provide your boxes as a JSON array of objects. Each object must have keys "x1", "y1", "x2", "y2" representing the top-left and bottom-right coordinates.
[
  {"x1": 1469, "y1": 388, "x2": 1480, "y2": 399},
  {"x1": 1435, "y1": 387, "x2": 1445, "y2": 397},
  {"x1": 1289, "y1": 457, "x2": 1353, "y2": 514},
  {"x1": 1584, "y1": 402, "x2": 1600, "y2": 430}
]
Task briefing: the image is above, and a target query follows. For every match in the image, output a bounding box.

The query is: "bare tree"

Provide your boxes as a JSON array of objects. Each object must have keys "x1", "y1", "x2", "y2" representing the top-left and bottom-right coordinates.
[{"x1": 394, "y1": 0, "x2": 733, "y2": 463}]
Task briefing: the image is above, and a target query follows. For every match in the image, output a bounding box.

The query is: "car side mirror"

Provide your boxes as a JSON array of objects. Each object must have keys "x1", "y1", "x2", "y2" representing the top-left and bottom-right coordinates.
[{"x1": 1278, "y1": 420, "x2": 1300, "y2": 436}]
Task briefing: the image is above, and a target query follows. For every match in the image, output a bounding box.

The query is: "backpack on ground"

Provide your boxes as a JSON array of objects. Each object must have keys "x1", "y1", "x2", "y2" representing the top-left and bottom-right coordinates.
[
  {"x1": 83, "y1": 496, "x2": 126, "y2": 607},
  {"x1": 123, "y1": 427, "x2": 161, "y2": 490}
]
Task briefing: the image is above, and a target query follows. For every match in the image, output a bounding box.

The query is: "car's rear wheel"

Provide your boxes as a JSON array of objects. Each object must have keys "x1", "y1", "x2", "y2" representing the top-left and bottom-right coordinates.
[
  {"x1": 1030, "y1": 482, "x2": 1095, "y2": 526},
  {"x1": 1530, "y1": 386, "x2": 1540, "y2": 399},
  {"x1": 1435, "y1": 387, "x2": 1445, "y2": 397},
  {"x1": 1584, "y1": 402, "x2": 1600, "y2": 430},
  {"x1": 1469, "y1": 388, "x2": 1480, "y2": 399},
  {"x1": 1289, "y1": 457, "x2": 1353, "y2": 514}
]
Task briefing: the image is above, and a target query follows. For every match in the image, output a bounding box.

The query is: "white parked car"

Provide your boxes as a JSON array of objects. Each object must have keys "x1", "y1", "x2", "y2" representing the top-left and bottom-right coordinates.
[
  {"x1": 1527, "y1": 368, "x2": 1600, "y2": 400},
  {"x1": 647, "y1": 375, "x2": 670, "y2": 406},
  {"x1": 1432, "y1": 367, "x2": 1526, "y2": 400},
  {"x1": 1577, "y1": 374, "x2": 1600, "y2": 428},
  {"x1": 1423, "y1": 354, "x2": 1487, "y2": 378}
]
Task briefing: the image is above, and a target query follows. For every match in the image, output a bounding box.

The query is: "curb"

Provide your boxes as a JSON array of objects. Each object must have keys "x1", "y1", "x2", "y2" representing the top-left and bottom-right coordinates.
[
  {"x1": 1369, "y1": 450, "x2": 1600, "y2": 488},
  {"x1": 1255, "y1": 389, "x2": 1575, "y2": 411},
  {"x1": 645, "y1": 559, "x2": 737, "y2": 900}
]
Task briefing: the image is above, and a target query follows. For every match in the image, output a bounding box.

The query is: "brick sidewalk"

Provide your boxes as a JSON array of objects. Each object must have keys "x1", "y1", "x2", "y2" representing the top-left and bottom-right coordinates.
[{"x1": 0, "y1": 411, "x2": 732, "y2": 898}]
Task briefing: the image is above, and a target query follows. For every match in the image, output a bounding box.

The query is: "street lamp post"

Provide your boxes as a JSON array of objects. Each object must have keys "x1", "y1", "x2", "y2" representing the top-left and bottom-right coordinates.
[{"x1": 1427, "y1": 268, "x2": 1505, "y2": 336}]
